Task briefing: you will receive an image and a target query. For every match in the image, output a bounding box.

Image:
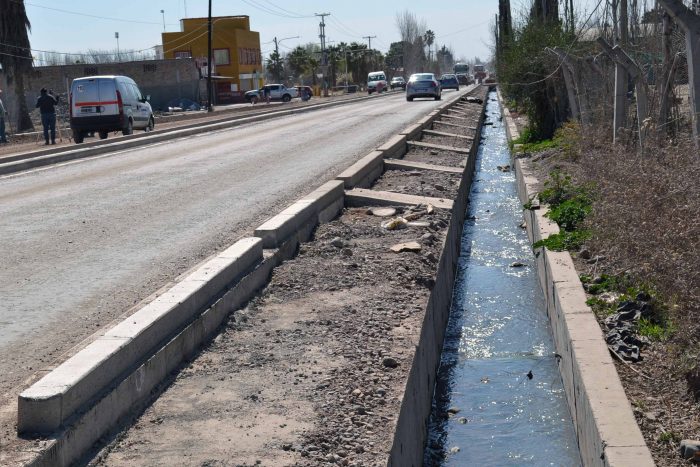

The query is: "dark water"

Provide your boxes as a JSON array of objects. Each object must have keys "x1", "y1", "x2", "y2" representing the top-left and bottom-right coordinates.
[{"x1": 424, "y1": 91, "x2": 581, "y2": 466}]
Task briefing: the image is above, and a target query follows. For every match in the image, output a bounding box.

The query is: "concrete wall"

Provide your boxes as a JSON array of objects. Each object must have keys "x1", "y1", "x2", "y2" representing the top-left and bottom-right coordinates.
[
  {"x1": 500, "y1": 90, "x2": 655, "y2": 466},
  {"x1": 0, "y1": 59, "x2": 201, "y2": 118},
  {"x1": 388, "y1": 86, "x2": 487, "y2": 466}
]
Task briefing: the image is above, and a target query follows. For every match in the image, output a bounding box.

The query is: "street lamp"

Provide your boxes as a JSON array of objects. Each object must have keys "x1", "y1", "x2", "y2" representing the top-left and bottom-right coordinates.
[
  {"x1": 160, "y1": 9, "x2": 165, "y2": 32},
  {"x1": 115, "y1": 32, "x2": 120, "y2": 61},
  {"x1": 273, "y1": 36, "x2": 299, "y2": 82}
]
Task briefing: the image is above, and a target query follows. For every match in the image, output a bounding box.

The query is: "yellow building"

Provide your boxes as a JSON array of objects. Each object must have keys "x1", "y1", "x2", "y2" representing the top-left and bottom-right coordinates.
[{"x1": 162, "y1": 16, "x2": 263, "y2": 104}]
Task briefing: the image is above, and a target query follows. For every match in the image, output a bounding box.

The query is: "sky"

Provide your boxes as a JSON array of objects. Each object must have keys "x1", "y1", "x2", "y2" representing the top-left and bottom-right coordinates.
[{"x1": 23, "y1": 0, "x2": 497, "y2": 64}]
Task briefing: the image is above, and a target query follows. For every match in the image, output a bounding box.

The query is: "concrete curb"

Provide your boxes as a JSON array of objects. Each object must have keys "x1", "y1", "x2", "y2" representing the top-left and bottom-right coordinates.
[
  {"x1": 19, "y1": 238, "x2": 263, "y2": 436},
  {"x1": 0, "y1": 91, "x2": 400, "y2": 177},
  {"x1": 500, "y1": 92, "x2": 655, "y2": 466}
]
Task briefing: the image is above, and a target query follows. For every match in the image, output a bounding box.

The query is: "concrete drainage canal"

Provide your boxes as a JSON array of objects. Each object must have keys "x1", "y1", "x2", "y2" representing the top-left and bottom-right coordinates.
[{"x1": 424, "y1": 91, "x2": 582, "y2": 465}]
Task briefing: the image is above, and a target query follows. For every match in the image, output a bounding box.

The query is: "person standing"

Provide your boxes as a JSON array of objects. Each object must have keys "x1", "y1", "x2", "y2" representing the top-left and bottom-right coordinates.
[
  {"x1": 36, "y1": 87, "x2": 59, "y2": 145},
  {"x1": 0, "y1": 89, "x2": 8, "y2": 144}
]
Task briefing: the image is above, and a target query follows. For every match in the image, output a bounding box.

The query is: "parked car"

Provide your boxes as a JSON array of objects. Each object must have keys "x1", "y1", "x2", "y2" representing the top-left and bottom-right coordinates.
[
  {"x1": 294, "y1": 85, "x2": 313, "y2": 101},
  {"x1": 245, "y1": 84, "x2": 299, "y2": 102},
  {"x1": 439, "y1": 74, "x2": 460, "y2": 91},
  {"x1": 390, "y1": 76, "x2": 406, "y2": 90},
  {"x1": 367, "y1": 71, "x2": 388, "y2": 94},
  {"x1": 406, "y1": 73, "x2": 441, "y2": 101},
  {"x1": 69, "y1": 75, "x2": 154, "y2": 144}
]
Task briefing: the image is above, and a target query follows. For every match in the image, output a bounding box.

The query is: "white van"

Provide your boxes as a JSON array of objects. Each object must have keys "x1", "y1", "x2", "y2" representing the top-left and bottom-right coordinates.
[
  {"x1": 69, "y1": 75, "x2": 154, "y2": 144},
  {"x1": 367, "y1": 71, "x2": 388, "y2": 94}
]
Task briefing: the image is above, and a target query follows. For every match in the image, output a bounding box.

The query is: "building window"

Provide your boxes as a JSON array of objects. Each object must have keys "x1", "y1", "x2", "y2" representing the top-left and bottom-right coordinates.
[
  {"x1": 214, "y1": 48, "x2": 230, "y2": 65},
  {"x1": 174, "y1": 50, "x2": 192, "y2": 59},
  {"x1": 84, "y1": 67, "x2": 98, "y2": 76}
]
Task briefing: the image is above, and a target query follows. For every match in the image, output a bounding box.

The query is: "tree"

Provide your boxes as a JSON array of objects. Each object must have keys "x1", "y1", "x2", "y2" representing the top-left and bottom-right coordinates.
[
  {"x1": 0, "y1": 0, "x2": 34, "y2": 132},
  {"x1": 423, "y1": 29, "x2": 435, "y2": 64},
  {"x1": 286, "y1": 46, "x2": 309, "y2": 81},
  {"x1": 395, "y1": 10, "x2": 427, "y2": 75},
  {"x1": 266, "y1": 50, "x2": 285, "y2": 83}
]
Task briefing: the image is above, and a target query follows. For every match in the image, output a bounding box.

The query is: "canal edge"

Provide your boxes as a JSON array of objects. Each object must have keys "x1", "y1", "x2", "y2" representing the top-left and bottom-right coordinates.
[{"x1": 498, "y1": 89, "x2": 656, "y2": 466}]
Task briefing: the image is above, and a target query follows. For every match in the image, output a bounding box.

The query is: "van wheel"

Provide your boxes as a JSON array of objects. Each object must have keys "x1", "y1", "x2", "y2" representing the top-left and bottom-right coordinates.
[
  {"x1": 435, "y1": 95, "x2": 442, "y2": 101},
  {"x1": 145, "y1": 117, "x2": 154, "y2": 132},
  {"x1": 122, "y1": 119, "x2": 133, "y2": 136},
  {"x1": 282, "y1": 94, "x2": 291, "y2": 102},
  {"x1": 98, "y1": 131, "x2": 109, "y2": 140},
  {"x1": 73, "y1": 130, "x2": 84, "y2": 144}
]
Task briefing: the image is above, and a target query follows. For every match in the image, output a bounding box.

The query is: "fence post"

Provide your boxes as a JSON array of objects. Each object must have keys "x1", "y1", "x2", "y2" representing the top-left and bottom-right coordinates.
[
  {"x1": 546, "y1": 48, "x2": 580, "y2": 122},
  {"x1": 597, "y1": 37, "x2": 650, "y2": 148},
  {"x1": 657, "y1": 0, "x2": 700, "y2": 149}
]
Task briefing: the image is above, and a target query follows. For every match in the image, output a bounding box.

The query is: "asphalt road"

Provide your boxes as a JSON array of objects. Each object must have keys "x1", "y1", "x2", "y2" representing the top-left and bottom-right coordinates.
[{"x1": 0, "y1": 90, "x2": 464, "y2": 410}]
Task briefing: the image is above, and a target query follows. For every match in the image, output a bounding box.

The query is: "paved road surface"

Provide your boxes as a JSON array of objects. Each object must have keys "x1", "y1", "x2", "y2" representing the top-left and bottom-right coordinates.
[{"x1": 0, "y1": 90, "x2": 462, "y2": 415}]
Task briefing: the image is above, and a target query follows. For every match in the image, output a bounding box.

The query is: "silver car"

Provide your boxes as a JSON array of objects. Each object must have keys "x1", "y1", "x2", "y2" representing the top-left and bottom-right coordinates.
[{"x1": 406, "y1": 73, "x2": 441, "y2": 101}]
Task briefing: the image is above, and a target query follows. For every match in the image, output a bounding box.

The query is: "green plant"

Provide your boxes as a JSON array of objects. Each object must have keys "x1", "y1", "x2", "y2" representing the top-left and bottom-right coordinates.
[
  {"x1": 546, "y1": 196, "x2": 591, "y2": 231},
  {"x1": 533, "y1": 229, "x2": 591, "y2": 251},
  {"x1": 659, "y1": 431, "x2": 681, "y2": 444},
  {"x1": 638, "y1": 318, "x2": 673, "y2": 341}
]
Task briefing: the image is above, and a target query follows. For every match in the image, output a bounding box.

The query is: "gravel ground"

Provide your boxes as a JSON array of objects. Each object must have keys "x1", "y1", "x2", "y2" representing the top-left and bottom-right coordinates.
[
  {"x1": 92, "y1": 206, "x2": 453, "y2": 467},
  {"x1": 371, "y1": 169, "x2": 462, "y2": 200}
]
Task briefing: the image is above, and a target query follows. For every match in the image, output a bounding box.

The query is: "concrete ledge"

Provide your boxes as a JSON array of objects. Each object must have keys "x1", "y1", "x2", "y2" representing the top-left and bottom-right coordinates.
[
  {"x1": 399, "y1": 123, "x2": 424, "y2": 140},
  {"x1": 345, "y1": 188, "x2": 454, "y2": 210},
  {"x1": 376, "y1": 134, "x2": 407, "y2": 159},
  {"x1": 505, "y1": 94, "x2": 654, "y2": 466},
  {"x1": 384, "y1": 159, "x2": 464, "y2": 174},
  {"x1": 421, "y1": 129, "x2": 474, "y2": 140},
  {"x1": 406, "y1": 140, "x2": 470, "y2": 154},
  {"x1": 25, "y1": 248, "x2": 277, "y2": 467},
  {"x1": 18, "y1": 237, "x2": 263, "y2": 435},
  {"x1": 254, "y1": 180, "x2": 344, "y2": 248},
  {"x1": 336, "y1": 150, "x2": 385, "y2": 189}
]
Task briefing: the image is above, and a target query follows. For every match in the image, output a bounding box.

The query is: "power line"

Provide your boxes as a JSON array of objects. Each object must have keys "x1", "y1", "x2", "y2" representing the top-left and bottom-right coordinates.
[
  {"x1": 240, "y1": 0, "x2": 312, "y2": 19},
  {"x1": 21, "y1": 0, "x2": 177, "y2": 26}
]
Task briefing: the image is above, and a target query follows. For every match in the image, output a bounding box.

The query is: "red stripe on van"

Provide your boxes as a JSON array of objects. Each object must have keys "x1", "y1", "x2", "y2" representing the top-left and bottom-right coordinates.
[{"x1": 75, "y1": 101, "x2": 119, "y2": 107}]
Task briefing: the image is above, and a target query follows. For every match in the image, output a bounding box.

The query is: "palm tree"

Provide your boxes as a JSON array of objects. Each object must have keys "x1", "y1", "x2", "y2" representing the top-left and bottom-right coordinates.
[
  {"x1": 286, "y1": 46, "x2": 309, "y2": 82},
  {"x1": 423, "y1": 29, "x2": 435, "y2": 65},
  {"x1": 0, "y1": 0, "x2": 34, "y2": 131}
]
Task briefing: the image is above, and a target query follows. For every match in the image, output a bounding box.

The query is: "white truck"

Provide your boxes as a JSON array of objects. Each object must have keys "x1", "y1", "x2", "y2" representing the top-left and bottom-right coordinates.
[{"x1": 245, "y1": 84, "x2": 299, "y2": 102}]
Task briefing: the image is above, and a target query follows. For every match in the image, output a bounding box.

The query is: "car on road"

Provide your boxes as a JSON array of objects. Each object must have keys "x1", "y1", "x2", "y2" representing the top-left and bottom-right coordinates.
[
  {"x1": 245, "y1": 84, "x2": 298, "y2": 102},
  {"x1": 405, "y1": 73, "x2": 441, "y2": 101},
  {"x1": 294, "y1": 85, "x2": 313, "y2": 101},
  {"x1": 69, "y1": 75, "x2": 154, "y2": 144},
  {"x1": 390, "y1": 76, "x2": 406, "y2": 90},
  {"x1": 439, "y1": 74, "x2": 460, "y2": 91},
  {"x1": 367, "y1": 71, "x2": 388, "y2": 94}
]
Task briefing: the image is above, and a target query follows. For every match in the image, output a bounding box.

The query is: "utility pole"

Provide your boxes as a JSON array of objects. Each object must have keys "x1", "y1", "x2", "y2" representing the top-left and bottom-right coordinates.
[
  {"x1": 115, "y1": 32, "x2": 120, "y2": 62},
  {"x1": 207, "y1": 0, "x2": 213, "y2": 111},
  {"x1": 160, "y1": 9, "x2": 166, "y2": 32},
  {"x1": 316, "y1": 13, "x2": 330, "y2": 97},
  {"x1": 272, "y1": 36, "x2": 299, "y2": 82},
  {"x1": 363, "y1": 35, "x2": 376, "y2": 70}
]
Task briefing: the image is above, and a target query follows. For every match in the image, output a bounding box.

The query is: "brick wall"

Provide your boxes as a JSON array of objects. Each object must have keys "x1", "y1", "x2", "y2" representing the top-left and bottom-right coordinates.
[{"x1": 0, "y1": 58, "x2": 202, "y2": 120}]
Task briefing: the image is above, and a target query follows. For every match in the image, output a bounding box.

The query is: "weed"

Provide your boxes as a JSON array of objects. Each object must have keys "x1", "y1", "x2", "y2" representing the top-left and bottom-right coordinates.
[
  {"x1": 546, "y1": 196, "x2": 591, "y2": 231},
  {"x1": 638, "y1": 318, "x2": 673, "y2": 341},
  {"x1": 659, "y1": 431, "x2": 681, "y2": 444},
  {"x1": 533, "y1": 230, "x2": 591, "y2": 251}
]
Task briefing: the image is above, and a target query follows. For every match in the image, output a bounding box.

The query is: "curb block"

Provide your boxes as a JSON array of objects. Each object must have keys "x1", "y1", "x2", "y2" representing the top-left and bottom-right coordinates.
[{"x1": 19, "y1": 237, "x2": 263, "y2": 435}]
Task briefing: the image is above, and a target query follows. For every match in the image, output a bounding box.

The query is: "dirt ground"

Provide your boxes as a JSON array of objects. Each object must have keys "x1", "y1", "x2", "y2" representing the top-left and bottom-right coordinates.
[
  {"x1": 92, "y1": 206, "x2": 453, "y2": 467},
  {"x1": 89, "y1": 90, "x2": 486, "y2": 467},
  {"x1": 371, "y1": 169, "x2": 462, "y2": 200}
]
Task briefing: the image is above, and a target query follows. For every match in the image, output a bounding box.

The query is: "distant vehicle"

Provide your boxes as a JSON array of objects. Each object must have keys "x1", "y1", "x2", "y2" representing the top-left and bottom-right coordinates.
[
  {"x1": 439, "y1": 74, "x2": 460, "y2": 91},
  {"x1": 245, "y1": 84, "x2": 298, "y2": 102},
  {"x1": 456, "y1": 73, "x2": 471, "y2": 85},
  {"x1": 367, "y1": 71, "x2": 388, "y2": 94},
  {"x1": 406, "y1": 73, "x2": 441, "y2": 101},
  {"x1": 453, "y1": 62, "x2": 469, "y2": 75},
  {"x1": 390, "y1": 76, "x2": 406, "y2": 90},
  {"x1": 473, "y1": 64, "x2": 487, "y2": 82},
  {"x1": 70, "y1": 75, "x2": 154, "y2": 144}
]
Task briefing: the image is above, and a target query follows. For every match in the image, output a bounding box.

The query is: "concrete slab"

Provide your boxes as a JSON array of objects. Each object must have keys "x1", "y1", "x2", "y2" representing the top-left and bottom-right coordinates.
[
  {"x1": 345, "y1": 188, "x2": 453, "y2": 210},
  {"x1": 377, "y1": 134, "x2": 408, "y2": 159},
  {"x1": 406, "y1": 140, "x2": 470, "y2": 154},
  {"x1": 384, "y1": 159, "x2": 464, "y2": 174},
  {"x1": 336, "y1": 150, "x2": 384, "y2": 189},
  {"x1": 421, "y1": 129, "x2": 473, "y2": 140}
]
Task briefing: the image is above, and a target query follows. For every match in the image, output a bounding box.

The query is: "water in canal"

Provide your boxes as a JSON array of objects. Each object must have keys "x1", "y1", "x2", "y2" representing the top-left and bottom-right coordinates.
[{"x1": 424, "y1": 91, "x2": 581, "y2": 466}]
